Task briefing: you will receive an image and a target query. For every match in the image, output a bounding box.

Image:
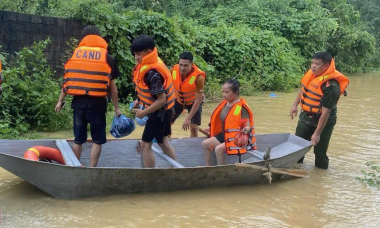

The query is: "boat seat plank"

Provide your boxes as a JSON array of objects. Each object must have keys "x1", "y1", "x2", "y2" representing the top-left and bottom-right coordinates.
[
  {"x1": 151, "y1": 145, "x2": 185, "y2": 168},
  {"x1": 241, "y1": 150, "x2": 265, "y2": 163},
  {"x1": 246, "y1": 150, "x2": 264, "y2": 160},
  {"x1": 270, "y1": 141, "x2": 303, "y2": 159},
  {"x1": 55, "y1": 140, "x2": 81, "y2": 167}
]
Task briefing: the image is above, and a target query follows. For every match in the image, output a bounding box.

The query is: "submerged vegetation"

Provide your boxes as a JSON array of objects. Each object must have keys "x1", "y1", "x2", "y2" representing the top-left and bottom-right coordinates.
[
  {"x1": 357, "y1": 162, "x2": 380, "y2": 188},
  {"x1": 0, "y1": 0, "x2": 379, "y2": 138}
]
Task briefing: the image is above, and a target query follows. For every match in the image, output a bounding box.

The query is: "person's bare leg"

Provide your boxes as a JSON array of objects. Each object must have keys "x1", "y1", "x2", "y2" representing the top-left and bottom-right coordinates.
[
  {"x1": 73, "y1": 143, "x2": 83, "y2": 160},
  {"x1": 158, "y1": 136, "x2": 176, "y2": 160},
  {"x1": 90, "y1": 143, "x2": 102, "y2": 167},
  {"x1": 202, "y1": 137, "x2": 221, "y2": 166},
  {"x1": 141, "y1": 141, "x2": 155, "y2": 167},
  {"x1": 190, "y1": 124, "x2": 199, "y2": 137},
  {"x1": 215, "y1": 143, "x2": 227, "y2": 165}
]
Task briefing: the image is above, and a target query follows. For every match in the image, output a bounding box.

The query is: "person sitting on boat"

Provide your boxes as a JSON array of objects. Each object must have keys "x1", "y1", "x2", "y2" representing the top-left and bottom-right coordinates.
[
  {"x1": 55, "y1": 25, "x2": 122, "y2": 167},
  {"x1": 131, "y1": 35, "x2": 177, "y2": 168},
  {"x1": 202, "y1": 79, "x2": 256, "y2": 166},
  {"x1": 289, "y1": 51, "x2": 349, "y2": 169},
  {"x1": 170, "y1": 52, "x2": 206, "y2": 137}
]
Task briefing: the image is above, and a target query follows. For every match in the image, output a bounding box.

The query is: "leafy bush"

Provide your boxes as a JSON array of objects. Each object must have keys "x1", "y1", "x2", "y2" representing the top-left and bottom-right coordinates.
[
  {"x1": 0, "y1": 39, "x2": 71, "y2": 139},
  {"x1": 0, "y1": 0, "x2": 378, "y2": 97},
  {"x1": 197, "y1": 24, "x2": 305, "y2": 91},
  {"x1": 200, "y1": 0, "x2": 338, "y2": 59},
  {"x1": 357, "y1": 162, "x2": 380, "y2": 187},
  {"x1": 204, "y1": 75, "x2": 221, "y2": 102},
  {"x1": 52, "y1": 3, "x2": 303, "y2": 94},
  {"x1": 0, "y1": 45, "x2": 7, "y2": 64},
  {"x1": 58, "y1": 37, "x2": 79, "y2": 72}
]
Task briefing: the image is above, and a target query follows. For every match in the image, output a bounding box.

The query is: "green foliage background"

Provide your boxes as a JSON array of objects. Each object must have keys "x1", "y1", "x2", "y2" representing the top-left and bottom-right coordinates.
[
  {"x1": 0, "y1": 40, "x2": 72, "y2": 138},
  {"x1": 1, "y1": 0, "x2": 378, "y2": 96},
  {"x1": 0, "y1": 0, "x2": 379, "y2": 138}
]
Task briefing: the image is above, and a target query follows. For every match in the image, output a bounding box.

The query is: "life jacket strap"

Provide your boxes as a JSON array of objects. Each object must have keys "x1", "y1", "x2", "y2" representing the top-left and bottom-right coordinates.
[
  {"x1": 63, "y1": 78, "x2": 109, "y2": 85},
  {"x1": 65, "y1": 69, "x2": 111, "y2": 77},
  {"x1": 64, "y1": 86, "x2": 108, "y2": 95}
]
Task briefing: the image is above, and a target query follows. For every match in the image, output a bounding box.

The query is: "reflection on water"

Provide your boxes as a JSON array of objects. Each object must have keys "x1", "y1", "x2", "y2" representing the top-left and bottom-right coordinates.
[{"x1": 1, "y1": 73, "x2": 380, "y2": 227}]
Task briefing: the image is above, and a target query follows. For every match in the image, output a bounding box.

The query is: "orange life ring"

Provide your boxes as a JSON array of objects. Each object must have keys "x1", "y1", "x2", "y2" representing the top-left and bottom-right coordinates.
[{"x1": 23, "y1": 146, "x2": 66, "y2": 165}]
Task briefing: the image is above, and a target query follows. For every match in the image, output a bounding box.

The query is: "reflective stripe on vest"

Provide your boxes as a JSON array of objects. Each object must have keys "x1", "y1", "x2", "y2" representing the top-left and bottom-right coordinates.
[
  {"x1": 63, "y1": 35, "x2": 111, "y2": 97},
  {"x1": 209, "y1": 98, "x2": 257, "y2": 155},
  {"x1": 172, "y1": 64, "x2": 206, "y2": 105}
]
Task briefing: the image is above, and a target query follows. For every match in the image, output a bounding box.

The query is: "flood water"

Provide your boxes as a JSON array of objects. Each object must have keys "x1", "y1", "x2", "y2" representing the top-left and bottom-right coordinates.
[{"x1": 0, "y1": 73, "x2": 379, "y2": 227}]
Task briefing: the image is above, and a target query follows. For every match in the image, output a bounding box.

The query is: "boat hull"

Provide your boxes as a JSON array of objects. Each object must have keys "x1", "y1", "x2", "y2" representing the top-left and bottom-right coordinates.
[{"x1": 0, "y1": 134, "x2": 312, "y2": 199}]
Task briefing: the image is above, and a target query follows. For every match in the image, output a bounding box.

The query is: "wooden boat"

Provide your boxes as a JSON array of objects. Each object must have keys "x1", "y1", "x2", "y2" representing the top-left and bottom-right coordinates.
[{"x1": 0, "y1": 133, "x2": 311, "y2": 199}]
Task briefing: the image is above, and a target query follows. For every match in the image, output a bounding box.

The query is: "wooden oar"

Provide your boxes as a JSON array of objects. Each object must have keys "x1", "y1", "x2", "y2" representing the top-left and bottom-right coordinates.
[
  {"x1": 235, "y1": 163, "x2": 308, "y2": 178},
  {"x1": 198, "y1": 127, "x2": 210, "y2": 137}
]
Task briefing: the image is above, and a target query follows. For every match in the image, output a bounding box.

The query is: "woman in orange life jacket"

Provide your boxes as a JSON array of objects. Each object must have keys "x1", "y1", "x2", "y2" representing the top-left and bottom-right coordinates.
[
  {"x1": 202, "y1": 79, "x2": 256, "y2": 166},
  {"x1": 131, "y1": 35, "x2": 176, "y2": 168}
]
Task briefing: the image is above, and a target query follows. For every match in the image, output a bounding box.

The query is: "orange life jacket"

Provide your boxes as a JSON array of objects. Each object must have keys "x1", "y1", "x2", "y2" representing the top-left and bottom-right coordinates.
[
  {"x1": 300, "y1": 58, "x2": 349, "y2": 116},
  {"x1": 210, "y1": 98, "x2": 257, "y2": 155},
  {"x1": 171, "y1": 64, "x2": 206, "y2": 105},
  {"x1": 133, "y1": 47, "x2": 175, "y2": 110},
  {"x1": 63, "y1": 35, "x2": 111, "y2": 97}
]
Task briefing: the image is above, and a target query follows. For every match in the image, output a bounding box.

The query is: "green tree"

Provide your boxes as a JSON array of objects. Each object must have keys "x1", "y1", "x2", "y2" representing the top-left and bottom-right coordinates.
[{"x1": 322, "y1": 0, "x2": 376, "y2": 72}]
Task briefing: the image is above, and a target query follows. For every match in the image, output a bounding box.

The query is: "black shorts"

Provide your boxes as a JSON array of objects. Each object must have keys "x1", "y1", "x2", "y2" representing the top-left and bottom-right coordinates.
[
  {"x1": 171, "y1": 101, "x2": 202, "y2": 125},
  {"x1": 214, "y1": 132, "x2": 225, "y2": 143},
  {"x1": 142, "y1": 109, "x2": 173, "y2": 144},
  {"x1": 73, "y1": 109, "x2": 107, "y2": 145}
]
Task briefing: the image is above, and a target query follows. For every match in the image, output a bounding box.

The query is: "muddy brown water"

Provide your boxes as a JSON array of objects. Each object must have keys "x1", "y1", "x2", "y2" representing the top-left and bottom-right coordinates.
[{"x1": 0, "y1": 73, "x2": 379, "y2": 227}]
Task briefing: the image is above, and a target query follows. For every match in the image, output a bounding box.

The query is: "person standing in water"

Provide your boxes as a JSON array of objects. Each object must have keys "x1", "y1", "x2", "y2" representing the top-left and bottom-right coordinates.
[{"x1": 290, "y1": 52, "x2": 349, "y2": 169}]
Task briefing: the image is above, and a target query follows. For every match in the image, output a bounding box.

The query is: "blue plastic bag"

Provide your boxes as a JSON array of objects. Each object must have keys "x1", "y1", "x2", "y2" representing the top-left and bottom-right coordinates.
[
  {"x1": 129, "y1": 102, "x2": 135, "y2": 110},
  {"x1": 110, "y1": 115, "x2": 135, "y2": 138},
  {"x1": 135, "y1": 116, "x2": 148, "y2": 126},
  {"x1": 129, "y1": 102, "x2": 155, "y2": 141},
  {"x1": 130, "y1": 102, "x2": 148, "y2": 126},
  {"x1": 269, "y1": 93, "x2": 278, "y2": 97}
]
